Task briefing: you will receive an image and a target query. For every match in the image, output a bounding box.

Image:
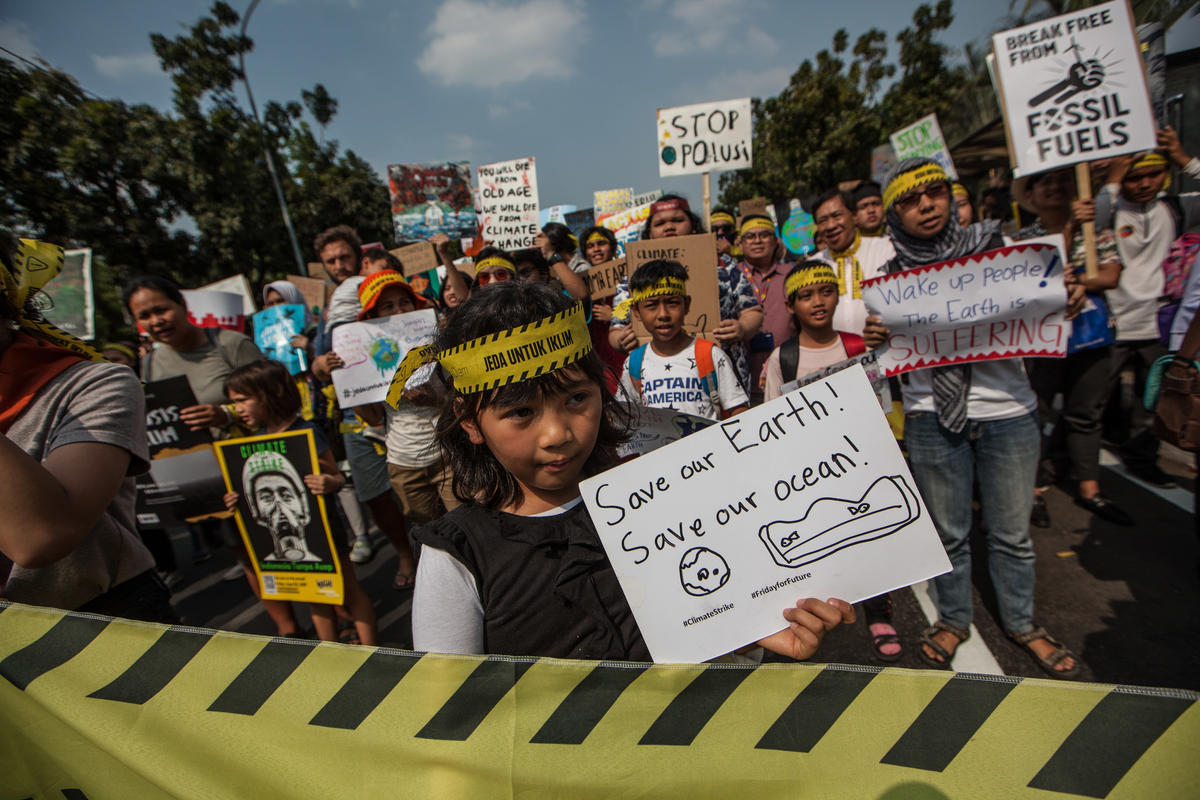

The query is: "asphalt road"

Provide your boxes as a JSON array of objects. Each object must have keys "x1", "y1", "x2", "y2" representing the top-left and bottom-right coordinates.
[{"x1": 162, "y1": 447, "x2": 1198, "y2": 691}]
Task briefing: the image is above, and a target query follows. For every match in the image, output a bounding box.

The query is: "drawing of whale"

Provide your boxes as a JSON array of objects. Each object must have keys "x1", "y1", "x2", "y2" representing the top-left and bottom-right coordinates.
[{"x1": 758, "y1": 475, "x2": 921, "y2": 569}]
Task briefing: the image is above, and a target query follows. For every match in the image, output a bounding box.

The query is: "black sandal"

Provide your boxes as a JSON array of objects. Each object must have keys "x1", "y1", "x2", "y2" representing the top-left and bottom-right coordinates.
[
  {"x1": 1008, "y1": 626, "x2": 1082, "y2": 680},
  {"x1": 918, "y1": 621, "x2": 970, "y2": 669}
]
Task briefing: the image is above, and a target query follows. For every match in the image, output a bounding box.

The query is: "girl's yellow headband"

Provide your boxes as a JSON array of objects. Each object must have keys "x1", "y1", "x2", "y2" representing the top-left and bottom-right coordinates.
[
  {"x1": 883, "y1": 164, "x2": 949, "y2": 210},
  {"x1": 475, "y1": 256, "x2": 516, "y2": 275}
]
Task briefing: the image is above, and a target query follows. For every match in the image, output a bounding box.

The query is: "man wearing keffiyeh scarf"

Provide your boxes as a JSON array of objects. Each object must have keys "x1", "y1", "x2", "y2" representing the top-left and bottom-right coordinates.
[{"x1": 863, "y1": 158, "x2": 1082, "y2": 679}]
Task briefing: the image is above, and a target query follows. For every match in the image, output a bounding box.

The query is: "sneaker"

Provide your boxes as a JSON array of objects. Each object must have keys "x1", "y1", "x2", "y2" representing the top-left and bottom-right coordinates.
[
  {"x1": 1127, "y1": 463, "x2": 1176, "y2": 488},
  {"x1": 222, "y1": 565, "x2": 245, "y2": 581},
  {"x1": 349, "y1": 535, "x2": 374, "y2": 564},
  {"x1": 1030, "y1": 495, "x2": 1051, "y2": 528}
]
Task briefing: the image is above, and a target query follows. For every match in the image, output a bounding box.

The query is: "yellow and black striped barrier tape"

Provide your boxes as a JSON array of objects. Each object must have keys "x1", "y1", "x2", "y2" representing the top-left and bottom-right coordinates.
[{"x1": 1, "y1": 602, "x2": 1197, "y2": 798}]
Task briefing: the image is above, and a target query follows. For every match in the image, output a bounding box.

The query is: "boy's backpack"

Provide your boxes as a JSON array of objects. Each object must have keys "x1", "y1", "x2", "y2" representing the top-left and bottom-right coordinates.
[
  {"x1": 1157, "y1": 196, "x2": 1200, "y2": 344},
  {"x1": 778, "y1": 332, "x2": 866, "y2": 384},
  {"x1": 627, "y1": 337, "x2": 723, "y2": 416}
]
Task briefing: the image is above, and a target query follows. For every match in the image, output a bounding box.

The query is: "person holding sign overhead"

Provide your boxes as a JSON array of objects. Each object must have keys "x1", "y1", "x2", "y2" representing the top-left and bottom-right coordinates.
[
  {"x1": 1092, "y1": 129, "x2": 1200, "y2": 487},
  {"x1": 401, "y1": 280, "x2": 854, "y2": 660},
  {"x1": 864, "y1": 158, "x2": 1082, "y2": 678},
  {"x1": 607, "y1": 195, "x2": 763, "y2": 393}
]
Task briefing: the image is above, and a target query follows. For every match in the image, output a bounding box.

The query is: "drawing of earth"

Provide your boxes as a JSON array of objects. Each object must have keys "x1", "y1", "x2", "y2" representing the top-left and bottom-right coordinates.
[
  {"x1": 370, "y1": 337, "x2": 401, "y2": 374},
  {"x1": 679, "y1": 547, "x2": 731, "y2": 596}
]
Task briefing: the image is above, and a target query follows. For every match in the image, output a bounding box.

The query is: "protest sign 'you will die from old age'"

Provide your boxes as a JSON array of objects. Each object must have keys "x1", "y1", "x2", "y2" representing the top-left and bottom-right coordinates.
[{"x1": 581, "y1": 366, "x2": 950, "y2": 663}]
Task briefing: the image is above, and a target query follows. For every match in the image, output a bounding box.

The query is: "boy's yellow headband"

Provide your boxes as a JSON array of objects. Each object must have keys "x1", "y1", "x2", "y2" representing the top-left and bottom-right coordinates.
[
  {"x1": 785, "y1": 265, "x2": 839, "y2": 299},
  {"x1": 585, "y1": 231, "x2": 609, "y2": 246},
  {"x1": 1129, "y1": 152, "x2": 1171, "y2": 189},
  {"x1": 883, "y1": 164, "x2": 948, "y2": 210},
  {"x1": 475, "y1": 256, "x2": 516, "y2": 275},
  {"x1": 1, "y1": 239, "x2": 102, "y2": 361},
  {"x1": 385, "y1": 303, "x2": 592, "y2": 403},
  {"x1": 739, "y1": 217, "x2": 775, "y2": 236},
  {"x1": 631, "y1": 277, "x2": 687, "y2": 305}
]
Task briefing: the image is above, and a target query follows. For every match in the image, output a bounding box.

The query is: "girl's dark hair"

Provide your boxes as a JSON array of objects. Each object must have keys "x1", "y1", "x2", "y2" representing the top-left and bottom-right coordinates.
[
  {"x1": 512, "y1": 247, "x2": 550, "y2": 277},
  {"x1": 579, "y1": 225, "x2": 617, "y2": 253},
  {"x1": 225, "y1": 360, "x2": 300, "y2": 423},
  {"x1": 122, "y1": 275, "x2": 186, "y2": 312},
  {"x1": 640, "y1": 194, "x2": 705, "y2": 240},
  {"x1": 434, "y1": 281, "x2": 628, "y2": 509},
  {"x1": 541, "y1": 222, "x2": 577, "y2": 254},
  {"x1": 629, "y1": 259, "x2": 688, "y2": 293}
]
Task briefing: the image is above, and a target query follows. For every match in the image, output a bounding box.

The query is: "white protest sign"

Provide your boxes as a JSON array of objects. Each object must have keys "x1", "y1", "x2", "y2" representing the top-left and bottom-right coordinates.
[
  {"x1": 600, "y1": 201, "x2": 654, "y2": 255},
  {"x1": 657, "y1": 98, "x2": 752, "y2": 177},
  {"x1": 781, "y1": 346, "x2": 890, "y2": 397},
  {"x1": 476, "y1": 157, "x2": 539, "y2": 250},
  {"x1": 860, "y1": 244, "x2": 1069, "y2": 377},
  {"x1": 889, "y1": 114, "x2": 957, "y2": 179},
  {"x1": 330, "y1": 309, "x2": 438, "y2": 406},
  {"x1": 616, "y1": 404, "x2": 715, "y2": 461},
  {"x1": 180, "y1": 290, "x2": 245, "y2": 331},
  {"x1": 991, "y1": 0, "x2": 1155, "y2": 176},
  {"x1": 200, "y1": 275, "x2": 257, "y2": 315},
  {"x1": 582, "y1": 366, "x2": 950, "y2": 663}
]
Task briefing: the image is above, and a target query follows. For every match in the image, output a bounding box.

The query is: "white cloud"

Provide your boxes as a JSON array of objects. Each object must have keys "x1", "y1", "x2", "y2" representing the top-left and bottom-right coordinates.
[
  {"x1": 417, "y1": 0, "x2": 584, "y2": 88},
  {"x1": 652, "y1": 0, "x2": 777, "y2": 58},
  {"x1": 704, "y1": 65, "x2": 791, "y2": 102},
  {"x1": 0, "y1": 20, "x2": 38, "y2": 61},
  {"x1": 488, "y1": 98, "x2": 532, "y2": 118},
  {"x1": 446, "y1": 133, "x2": 477, "y2": 158},
  {"x1": 91, "y1": 52, "x2": 160, "y2": 79}
]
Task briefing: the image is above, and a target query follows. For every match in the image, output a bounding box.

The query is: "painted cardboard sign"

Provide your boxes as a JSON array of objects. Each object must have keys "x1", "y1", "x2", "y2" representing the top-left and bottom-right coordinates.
[
  {"x1": 889, "y1": 113, "x2": 958, "y2": 179},
  {"x1": 215, "y1": 429, "x2": 344, "y2": 605},
  {"x1": 657, "y1": 98, "x2": 753, "y2": 177},
  {"x1": 581, "y1": 365, "x2": 950, "y2": 663},
  {"x1": 625, "y1": 233, "x2": 721, "y2": 342},
  {"x1": 285, "y1": 274, "x2": 333, "y2": 321},
  {"x1": 387, "y1": 161, "x2": 477, "y2": 241},
  {"x1": 392, "y1": 242, "x2": 439, "y2": 277},
  {"x1": 330, "y1": 308, "x2": 439, "y2": 406},
  {"x1": 476, "y1": 157, "x2": 540, "y2": 250},
  {"x1": 594, "y1": 188, "x2": 633, "y2": 217},
  {"x1": 990, "y1": 0, "x2": 1156, "y2": 176},
  {"x1": 860, "y1": 244, "x2": 1069, "y2": 376},
  {"x1": 585, "y1": 257, "x2": 628, "y2": 300}
]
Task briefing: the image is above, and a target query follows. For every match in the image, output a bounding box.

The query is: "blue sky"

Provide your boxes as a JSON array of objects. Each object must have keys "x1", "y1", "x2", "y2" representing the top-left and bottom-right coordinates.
[{"x1": 3, "y1": 0, "x2": 1057, "y2": 211}]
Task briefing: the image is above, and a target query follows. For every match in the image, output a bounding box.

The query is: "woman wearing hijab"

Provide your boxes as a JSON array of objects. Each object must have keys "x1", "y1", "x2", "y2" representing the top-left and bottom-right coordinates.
[
  {"x1": 864, "y1": 158, "x2": 1083, "y2": 679},
  {"x1": 1, "y1": 239, "x2": 173, "y2": 621}
]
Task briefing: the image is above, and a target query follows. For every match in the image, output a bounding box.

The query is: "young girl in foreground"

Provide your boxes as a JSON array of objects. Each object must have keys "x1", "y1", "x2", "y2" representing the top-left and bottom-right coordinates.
[
  {"x1": 222, "y1": 360, "x2": 378, "y2": 645},
  {"x1": 408, "y1": 281, "x2": 854, "y2": 660}
]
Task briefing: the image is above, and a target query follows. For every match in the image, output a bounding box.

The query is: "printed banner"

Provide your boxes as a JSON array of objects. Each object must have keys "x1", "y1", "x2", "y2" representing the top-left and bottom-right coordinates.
[
  {"x1": 134, "y1": 376, "x2": 227, "y2": 528},
  {"x1": 4, "y1": 602, "x2": 1198, "y2": 800},
  {"x1": 582, "y1": 366, "x2": 950, "y2": 663},
  {"x1": 330, "y1": 308, "x2": 438, "y2": 406},
  {"x1": 600, "y1": 201, "x2": 654, "y2": 255},
  {"x1": 657, "y1": 98, "x2": 753, "y2": 177},
  {"x1": 625, "y1": 233, "x2": 721, "y2": 342},
  {"x1": 477, "y1": 157, "x2": 539, "y2": 250},
  {"x1": 200, "y1": 275, "x2": 257, "y2": 316},
  {"x1": 861, "y1": 244, "x2": 1069, "y2": 376},
  {"x1": 594, "y1": 188, "x2": 633, "y2": 217},
  {"x1": 991, "y1": 0, "x2": 1156, "y2": 176},
  {"x1": 889, "y1": 113, "x2": 958, "y2": 179},
  {"x1": 214, "y1": 429, "x2": 344, "y2": 604},
  {"x1": 180, "y1": 289, "x2": 244, "y2": 332},
  {"x1": 252, "y1": 304, "x2": 308, "y2": 375},
  {"x1": 585, "y1": 257, "x2": 628, "y2": 300},
  {"x1": 387, "y1": 161, "x2": 477, "y2": 240},
  {"x1": 617, "y1": 403, "x2": 715, "y2": 460}
]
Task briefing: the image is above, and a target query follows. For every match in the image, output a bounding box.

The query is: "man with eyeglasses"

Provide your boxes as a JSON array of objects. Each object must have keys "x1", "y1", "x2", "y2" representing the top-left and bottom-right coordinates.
[
  {"x1": 735, "y1": 213, "x2": 793, "y2": 400},
  {"x1": 1092, "y1": 126, "x2": 1200, "y2": 486},
  {"x1": 813, "y1": 188, "x2": 895, "y2": 337}
]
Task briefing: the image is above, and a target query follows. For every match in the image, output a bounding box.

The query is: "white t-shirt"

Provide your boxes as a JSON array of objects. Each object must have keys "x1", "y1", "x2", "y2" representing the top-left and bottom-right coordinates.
[
  {"x1": 384, "y1": 401, "x2": 441, "y2": 468},
  {"x1": 325, "y1": 276, "x2": 365, "y2": 330},
  {"x1": 618, "y1": 338, "x2": 748, "y2": 421},
  {"x1": 901, "y1": 359, "x2": 1036, "y2": 421},
  {"x1": 816, "y1": 235, "x2": 895, "y2": 336},
  {"x1": 762, "y1": 337, "x2": 848, "y2": 402}
]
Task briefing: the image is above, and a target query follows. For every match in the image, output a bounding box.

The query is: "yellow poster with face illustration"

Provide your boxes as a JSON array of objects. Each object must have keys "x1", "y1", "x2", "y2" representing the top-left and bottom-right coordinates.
[{"x1": 214, "y1": 429, "x2": 344, "y2": 604}]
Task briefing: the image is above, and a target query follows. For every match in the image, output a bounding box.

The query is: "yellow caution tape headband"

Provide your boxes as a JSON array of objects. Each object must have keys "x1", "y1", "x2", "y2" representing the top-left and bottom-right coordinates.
[
  {"x1": 630, "y1": 277, "x2": 687, "y2": 305},
  {"x1": 739, "y1": 217, "x2": 776, "y2": 236},
  {"x1": 386, "y1": 303, "x2": 592, "y2": 404},
  {"x1": 584, "y1": 231, "x2": 610, "y2": 247},
  {"x1": 952, "y1": 182, "x2": 969, "y2": 198},
  {"x1": 1, "y1": 239, "x2": 102, "y2": 361},
  {"x1": 710, "y1": 211, "x2": 735, "y2": 226},
  {"x1": 1129, "y1": 152, "x2": 1171, "y2": 189},
  {"x1": 475, "y1": 256, "x2": 516, "y2": 275},
  {"x1": 883, "y1": 164, "x2": 949, "y2": 210},
  {"x1": 785, "y1": 264, "x2": 839, "y2": 299}
]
